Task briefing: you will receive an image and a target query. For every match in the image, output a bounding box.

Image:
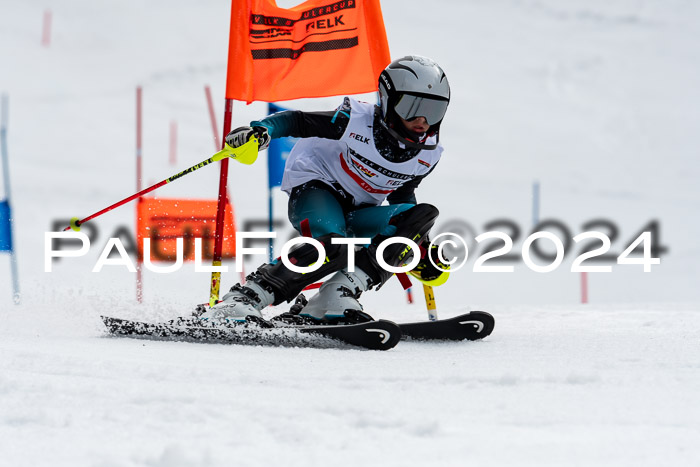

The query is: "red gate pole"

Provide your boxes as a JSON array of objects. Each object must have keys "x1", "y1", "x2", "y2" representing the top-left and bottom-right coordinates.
[
  {"x1": 205, "y1": 87, "x2": 245, "y2": 290},
  {"x1": 209, "y1": 98, "x2": 234, "y2": 306},
  {"x1": 169, "y1": 121, "x2": 177, "y2": 166},
  {"x1": 204, "y1": 86, "x2": 221, "y2": 150},
  {"x1": 136, "y1": 87, "x2": 143, "y2": 303},
  {"x1": 41, "y1": 10, "x2": 52, "y2": 47}
]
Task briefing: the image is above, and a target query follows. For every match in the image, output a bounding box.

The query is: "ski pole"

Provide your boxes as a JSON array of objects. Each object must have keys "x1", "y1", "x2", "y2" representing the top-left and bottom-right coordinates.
[
  {"x1": 423, "y1": 284, "x2": 438, "y2": 321},
  {"x1": 64, "y1": 137, "x2": 258, "y2": 231}
]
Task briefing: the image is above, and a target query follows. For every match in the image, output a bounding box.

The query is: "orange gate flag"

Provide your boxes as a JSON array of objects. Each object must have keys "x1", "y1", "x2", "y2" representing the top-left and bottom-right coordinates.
[
  {"x1": 137, "y1": 197, "x2": 237, "y2": 262},
  {"x1": 226, "y1": 0, "x2": 391, "y2": 103}
]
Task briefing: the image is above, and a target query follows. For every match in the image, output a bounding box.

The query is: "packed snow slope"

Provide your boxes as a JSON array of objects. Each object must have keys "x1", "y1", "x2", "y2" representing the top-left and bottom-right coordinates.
[
  {"x1": 2, "y1": 304, "x2": 700, "y2": 467},
  {"x1": 1, "y1": 0, "x2": 699, "y2": 466}
]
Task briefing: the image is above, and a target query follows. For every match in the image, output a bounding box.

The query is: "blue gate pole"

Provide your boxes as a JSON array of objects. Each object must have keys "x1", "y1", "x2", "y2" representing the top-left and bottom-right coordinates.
[{"x1": 1, "y1": 94, "x2": 20, "y2": 304}]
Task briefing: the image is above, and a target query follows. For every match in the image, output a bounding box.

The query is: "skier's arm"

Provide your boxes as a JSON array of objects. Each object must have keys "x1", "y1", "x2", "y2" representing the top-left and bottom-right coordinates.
[
  {"x1": 387, "y1": 180, "x2": 419, "y2": 205},
  {"x1": 251, "y1": 97, "x2": 352, "y2": 140}
]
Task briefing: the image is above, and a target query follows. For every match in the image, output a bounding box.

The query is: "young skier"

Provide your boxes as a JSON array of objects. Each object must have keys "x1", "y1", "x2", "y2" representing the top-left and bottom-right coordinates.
[{"x1": 200, "y1": 55, "x2": 451, "y2": 325}]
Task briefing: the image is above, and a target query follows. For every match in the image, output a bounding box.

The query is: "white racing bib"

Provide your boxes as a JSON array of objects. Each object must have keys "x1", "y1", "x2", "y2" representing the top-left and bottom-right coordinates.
[{"x1": 280, "y1": 99, "x2": 442, "y2": 206}]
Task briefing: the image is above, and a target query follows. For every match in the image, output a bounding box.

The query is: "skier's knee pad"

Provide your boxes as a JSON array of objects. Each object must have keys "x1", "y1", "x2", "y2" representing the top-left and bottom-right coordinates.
[
  {"x1": 255, "y1": 233, "x2": 349, "y2": 305},
  {"x1": 357, "y1": 204, "x2": 439, "y2": 286}
]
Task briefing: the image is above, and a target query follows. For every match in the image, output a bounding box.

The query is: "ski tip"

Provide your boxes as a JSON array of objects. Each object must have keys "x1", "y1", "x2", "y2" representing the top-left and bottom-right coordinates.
[
  {"x1": 399, "y1": 311, "x2": 495, "y2": 342},
  {"x1": 100, "y1": 315, "x2": 120, "y2": 325},
  {"x1": 364, "y1": 319, "x2": 402, "y2": 351},
  {"x1": 460, "y1": 311, "x2": 495, "y2": 340},
  {"x1": 100, "y1": 315, "x2": 122, "y2": 334}
]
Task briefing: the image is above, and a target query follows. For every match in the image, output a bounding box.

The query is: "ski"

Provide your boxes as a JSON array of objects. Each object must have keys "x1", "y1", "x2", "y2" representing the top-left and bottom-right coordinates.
[
  {"x1": 298, "y1": 319, "x2": 401, "y2": 350},
  {"x1": 101, "y1": 315, "x2": 401, "y2": 351},
  {"x1": 399, "y1": 311, "x2": 495, "y2": 341}
]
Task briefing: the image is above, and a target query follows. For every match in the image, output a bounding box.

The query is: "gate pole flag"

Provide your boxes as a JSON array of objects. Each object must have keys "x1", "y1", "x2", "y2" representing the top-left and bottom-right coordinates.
[
  {"x1": 225, "y1": 0, "x2": 390, "y2": 103},
  {"x1": 210, "y1": 0, "x2": 390, "y2": 304}
]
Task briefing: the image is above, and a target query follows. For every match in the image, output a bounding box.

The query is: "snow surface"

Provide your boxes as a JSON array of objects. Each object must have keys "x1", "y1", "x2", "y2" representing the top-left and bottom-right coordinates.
[{"x1": 1, "y1": 0, "x2": 699, "y2": 465}]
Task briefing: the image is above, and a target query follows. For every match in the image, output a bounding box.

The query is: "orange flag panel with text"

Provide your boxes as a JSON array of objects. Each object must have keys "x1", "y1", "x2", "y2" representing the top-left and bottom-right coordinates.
[
  {"x1": 136, "y1": 197, "x2": 237, "y2": 262},
  {"x1": 226, "y1": 0, "x2": 390, "y2": 103}
]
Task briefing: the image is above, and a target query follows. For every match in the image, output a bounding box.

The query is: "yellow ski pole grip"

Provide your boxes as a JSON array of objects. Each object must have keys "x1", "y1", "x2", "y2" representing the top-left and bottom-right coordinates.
[{"x1": 221, "y1": 135, "x2": 259, "y2": 165}]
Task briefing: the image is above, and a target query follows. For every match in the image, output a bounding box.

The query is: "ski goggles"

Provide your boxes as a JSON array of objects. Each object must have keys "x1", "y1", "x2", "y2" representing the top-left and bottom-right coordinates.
[{"x1": 393, "y1": 93, "x2": 449, "y2": 125}]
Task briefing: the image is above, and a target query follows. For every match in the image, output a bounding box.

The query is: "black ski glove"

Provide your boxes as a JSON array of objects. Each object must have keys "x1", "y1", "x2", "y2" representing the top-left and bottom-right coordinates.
[{"x1": 225, "y1": 126, "x2": 271, "y2": 151}]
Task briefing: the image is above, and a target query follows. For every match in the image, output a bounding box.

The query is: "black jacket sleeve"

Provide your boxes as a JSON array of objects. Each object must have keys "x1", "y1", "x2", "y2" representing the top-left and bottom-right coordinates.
[
  {"x1": 251, "y1": 97, "x2": 352, "y2": 140},
  {"x1": 386, "y1": 161, "x2": 439, "y2": 205},
  {"x1": 386, "y1": 176, "x2": 421, "y2": 205}
]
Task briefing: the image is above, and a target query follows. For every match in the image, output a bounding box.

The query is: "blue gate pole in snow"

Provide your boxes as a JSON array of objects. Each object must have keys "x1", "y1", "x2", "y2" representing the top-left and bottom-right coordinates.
[
  {"x1": 1, "y1": 94, "x2": 20, "y2": 304},
  {"x1": 267, "y1": 103, "x2": 297, "y2": 262}
]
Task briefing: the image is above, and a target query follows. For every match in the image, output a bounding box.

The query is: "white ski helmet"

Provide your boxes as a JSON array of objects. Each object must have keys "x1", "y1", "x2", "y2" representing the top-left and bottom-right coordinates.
[{"x1": 378, "y1": 55, "x2": 450, "y2": 149}]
